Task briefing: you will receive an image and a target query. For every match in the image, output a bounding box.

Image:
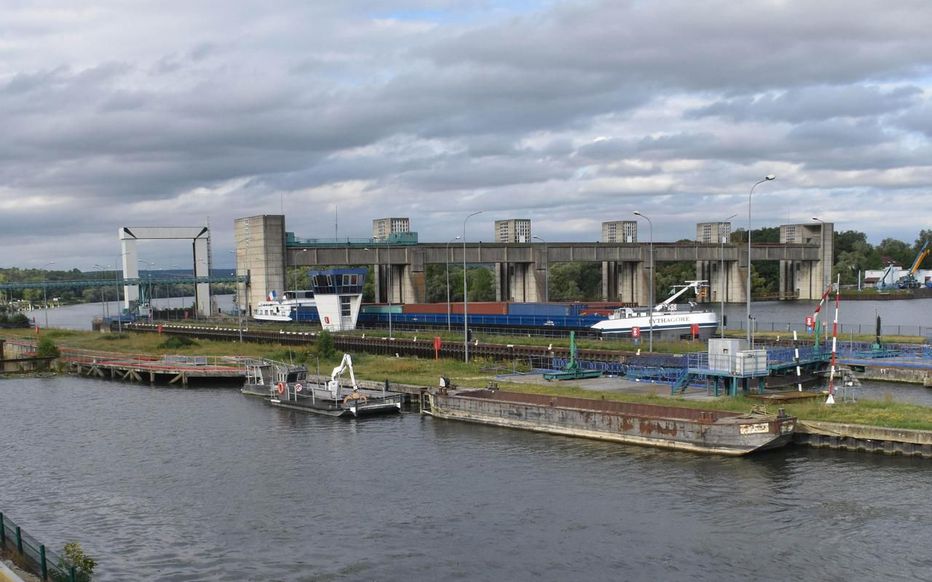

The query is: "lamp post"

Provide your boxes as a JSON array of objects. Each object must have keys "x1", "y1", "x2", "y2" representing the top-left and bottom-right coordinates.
[
  {"x1": 446, "y1": 236, "x2": 461, "y2": 331},
  {"x1": 747, "y1": 174, "x2": 776, "y2": 344},
  {"x1": 632, "y1": 212, "x2": 653, "y2": 352},
  {"x1": 230, "y1": 250, "x2": 244, "y2": 342},
  {"x1": 93, "y1": 264, "x2": 109, "y2": 322},
  {"x1": 812, "y1": 217, "x2": 828, "y2": 291},
  {"x1": 41, "y1": 261, "x2": 55, "y2": 329},
  {"x1": 719, "y1": 214, "x2": 736, "y2": 338},
  {"x1": 386, "y1": 241, "x2": 393, "y2": 338},
  {"x1": 463, "y1": 211, "x2": 483, "y2": 363},
  {"x1": 533, "y1": 235, "x2": 548, "y2": 303}
]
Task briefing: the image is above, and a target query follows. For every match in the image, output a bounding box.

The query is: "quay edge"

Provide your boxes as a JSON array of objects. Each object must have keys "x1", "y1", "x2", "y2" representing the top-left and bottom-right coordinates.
[{"x1": 794, "y1": 420, "x2": 932, "y2": 458}]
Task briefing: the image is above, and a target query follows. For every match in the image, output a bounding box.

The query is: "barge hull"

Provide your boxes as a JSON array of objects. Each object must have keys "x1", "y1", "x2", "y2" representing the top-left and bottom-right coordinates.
[{"x1": 426, "y1": 390, "x2": 794, "y2": 456}]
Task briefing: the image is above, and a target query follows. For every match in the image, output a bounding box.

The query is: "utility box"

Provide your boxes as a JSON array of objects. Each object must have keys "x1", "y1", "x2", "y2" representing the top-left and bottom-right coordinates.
[
  {"x1": 734, "y1": 349, "x2": 768, "y2": 376},
  {"x1": 707, "y1": 338, "x2": 748, "y2": 372}
]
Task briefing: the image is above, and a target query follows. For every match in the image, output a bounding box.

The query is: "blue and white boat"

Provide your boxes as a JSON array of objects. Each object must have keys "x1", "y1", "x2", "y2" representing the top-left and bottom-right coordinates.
[{"x1": 252, "y1": 290, "x2": 317, "y2": 322}]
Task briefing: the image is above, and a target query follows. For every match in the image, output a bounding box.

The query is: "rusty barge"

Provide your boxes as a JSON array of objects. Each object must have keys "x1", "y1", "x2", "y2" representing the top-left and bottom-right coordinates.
[{"x1": 422, "y1": 389, "x2": 796, "y2": 456}]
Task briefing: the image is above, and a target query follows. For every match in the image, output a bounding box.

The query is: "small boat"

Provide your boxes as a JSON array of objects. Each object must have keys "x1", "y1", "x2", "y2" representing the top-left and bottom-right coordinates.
[
  {"x1": 591, "y1": 280, "x2": 718, "y2": 340},
  {"x1": 241, "y1": 355, "x2": 402, "y2": 418},
  {"x1": 422, "y1": 389, "x2": 796, "y2": 455},
  {"x1": 252, "y1": 290, "x2": 317, "y2": 322}
]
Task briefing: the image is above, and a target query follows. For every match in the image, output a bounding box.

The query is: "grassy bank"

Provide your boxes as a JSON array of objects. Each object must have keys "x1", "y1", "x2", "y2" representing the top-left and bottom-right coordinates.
[{"x1": 3, "y1": 328, "x2": 931, "y2": 431}]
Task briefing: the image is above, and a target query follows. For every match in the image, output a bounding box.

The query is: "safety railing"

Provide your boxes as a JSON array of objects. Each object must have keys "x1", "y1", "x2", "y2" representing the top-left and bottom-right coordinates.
[{"x1": 0, "y1": 512, "x2": 92, "y2": 581}]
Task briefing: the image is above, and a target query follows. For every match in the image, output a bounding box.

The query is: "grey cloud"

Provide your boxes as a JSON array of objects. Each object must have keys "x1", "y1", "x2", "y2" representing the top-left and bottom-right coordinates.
[{"x1": 688, "y1": 85, "x2": 922, "y2": 123}]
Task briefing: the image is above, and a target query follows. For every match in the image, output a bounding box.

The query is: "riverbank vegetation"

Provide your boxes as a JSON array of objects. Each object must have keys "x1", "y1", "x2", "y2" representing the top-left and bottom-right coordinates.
[{"x1": 3, "y1": 328, "x2": 930, "y2": 430}]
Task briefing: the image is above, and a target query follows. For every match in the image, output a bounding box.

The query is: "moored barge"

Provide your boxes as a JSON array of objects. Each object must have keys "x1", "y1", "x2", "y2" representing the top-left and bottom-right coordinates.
[
  {"x1": 422, "y1": 389, "x2": 795, "y2": 455},
  {"x1": 241, "y1": 355, "x2": 402, "y2": 418}
]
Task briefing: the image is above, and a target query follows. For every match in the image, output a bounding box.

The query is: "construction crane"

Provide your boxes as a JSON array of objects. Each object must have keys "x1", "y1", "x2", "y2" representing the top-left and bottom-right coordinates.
[{"x1": 898, "y1": 241, "x2": 930, "y2": 289}]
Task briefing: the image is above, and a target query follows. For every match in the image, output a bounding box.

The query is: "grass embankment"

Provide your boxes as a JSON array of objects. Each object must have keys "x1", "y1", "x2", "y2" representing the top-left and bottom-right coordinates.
[{"x1": 4, "y1": 328, "x2": 931, "y2": 431}]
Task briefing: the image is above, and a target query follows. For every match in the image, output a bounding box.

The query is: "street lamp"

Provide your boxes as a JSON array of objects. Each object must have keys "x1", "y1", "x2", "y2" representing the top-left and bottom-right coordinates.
[
  {"x1": 633, "y1": 212, "x2": 653, "y2": 352},
  {"x1": 533, "y1": 235, "x2": 548, "y2": 303},
  {"x1": 463, "y1": 210, "x2": 483, "y2": 363},
  {"x1": 386, "y1": 241, "x2": 393, "y2": 338},
  {"x1": 719, "y1": 214, "x2": 736, "y2": 338},
  {"x1": 41, "y1": 261, "x2": 55, "y2": 329},
  {"x1": 747, "y1": 174, "x2": 776, "y2": 344},
  {"x1": 812, "y1": 217, "x2": 828, "y2": 291},
  {"x1": 93, "y1": 264, "x2": 112, "y2": 324},
  {"x1": 446, "y1": 236, "x2": 461, "y2": 331}
]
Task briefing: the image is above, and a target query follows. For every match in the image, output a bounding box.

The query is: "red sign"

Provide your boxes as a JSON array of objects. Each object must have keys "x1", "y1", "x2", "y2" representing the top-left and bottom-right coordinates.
[
  {"x1": 433, "y1": 336, "x2": 442, "y2": 359},
  {"x1": 631, "y1": 326, "x2": 641, "y2": 338}
]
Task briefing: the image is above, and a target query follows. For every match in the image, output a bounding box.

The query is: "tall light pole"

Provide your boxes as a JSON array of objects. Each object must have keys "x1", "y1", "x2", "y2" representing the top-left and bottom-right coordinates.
[
  {"x1": 386, "y1": 241, "x2": 393, "y2": 338},
  {"x1": 533, "y1": 235, "x2": 548, "y2": 303},
  {"x1": 812, "y1": 217, "x2": 828, "y2": 291},
  {"x1": 446, "y1": 236, "x2": 461, "y2": 331},
  {"x1": 41, "y1": 261, "x2": 55, "y2": 329},
  {"x1": 463, "y1": 210, "x2": 483, "y2": 363},
  {"x1": 719, "y1": 214, "x2": 736, "y2": 338},
  {"x1": 93, "y1": 264, "x2": 109, "y2": 322},
  {"x1": 633, "y1": 212, "x2": 653, "y2": 352},
  {"x1": 747, "y1": 174, "x2": 776, "y2": 344}
]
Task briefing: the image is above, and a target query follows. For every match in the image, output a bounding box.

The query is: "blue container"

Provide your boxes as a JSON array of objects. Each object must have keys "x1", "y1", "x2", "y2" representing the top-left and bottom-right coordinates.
[{"x1": 507, "y1": 303, "x2": 571, "y2": 317}]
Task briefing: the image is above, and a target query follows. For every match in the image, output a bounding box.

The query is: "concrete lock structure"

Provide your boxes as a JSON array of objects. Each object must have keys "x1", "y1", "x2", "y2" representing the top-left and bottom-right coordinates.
[
  {"x1": 120, "y1": 226, "x2": 214, "y2": 318},
  {"x1": 233, "y1": 215, "x2": 832, "y2": 314}
]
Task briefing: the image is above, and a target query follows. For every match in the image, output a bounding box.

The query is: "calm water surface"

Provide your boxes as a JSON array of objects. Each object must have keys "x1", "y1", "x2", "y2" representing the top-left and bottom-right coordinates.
[{"x1": 1, "y1": 377, "x2": 931, "y2": 581}]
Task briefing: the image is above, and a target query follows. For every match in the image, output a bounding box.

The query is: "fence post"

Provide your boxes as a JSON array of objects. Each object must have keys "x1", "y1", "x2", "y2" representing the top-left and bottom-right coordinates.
[
  {"x1": 40, "y1": 544, "x2": 48, "y2": 580},
  {"x1": 16, "y1": 525, "x2": 23, "y2": 553},
  {"x1": 0, "y1": 512, "x2": 4, "y2": 546},
  {"x1": 70, "y1": 565, "x2": 77, "y2": 582}
]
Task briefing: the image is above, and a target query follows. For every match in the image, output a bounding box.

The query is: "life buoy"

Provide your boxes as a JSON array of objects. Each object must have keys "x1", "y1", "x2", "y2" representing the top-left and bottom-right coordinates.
[{"x1": 276, "y1": 382, "x2": 285, "y2": 395}]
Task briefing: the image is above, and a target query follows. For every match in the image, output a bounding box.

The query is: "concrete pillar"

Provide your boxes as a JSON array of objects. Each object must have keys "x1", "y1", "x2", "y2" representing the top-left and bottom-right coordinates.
[
  {"x1": 635, "y1": 261, "x2": 650, "y2": 307},
  {"x1": 510, "y1": 263, "x2": 530, "y2": 302},
  {"x1": 235, "y1": 215, "x2": 285, "y2": 316},
  {"x1": 796, "y1": 261, "x2": 817, "y2": 300},
  {"x1": 494, "y1": 262, "x2": 504, "y2": 301},
  {"x1": 401, "y1": 264, "x2": 425, "y2": 304},
  {"x1": 602, "y1": 261, "x2": 616, "y2": 301},
  {"x1": 618, "y1": 262, "x2": 638, "y2": 304},
  {"x1": 728, "y1": 260, "x2": 746, "y2": 304}
]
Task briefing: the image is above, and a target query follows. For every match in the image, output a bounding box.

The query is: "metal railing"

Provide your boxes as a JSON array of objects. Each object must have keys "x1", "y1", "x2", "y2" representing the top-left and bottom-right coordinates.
[
  {"x1": 724, "y1": 319, "x2": 931, "y2": 338},
  {"x1": 0, "y1": 512, "x2": 91, "y2": 581}
]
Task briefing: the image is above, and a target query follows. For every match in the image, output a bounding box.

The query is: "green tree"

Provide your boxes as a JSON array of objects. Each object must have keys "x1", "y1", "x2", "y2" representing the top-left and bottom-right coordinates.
[{"x1": 317, "y1": 329, "x2": 335, "y2": 358}]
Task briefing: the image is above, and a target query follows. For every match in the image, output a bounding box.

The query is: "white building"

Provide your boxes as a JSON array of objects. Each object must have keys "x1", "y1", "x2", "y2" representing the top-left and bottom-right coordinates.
[
  {"x1": 601, "y1": 221, "x2": 637, "y2": 243},
  {"x1": 696, "y1": 222, "x2": 732, "y2": 244},
  {"x1": 372, "y1": 218, "x2": 410, "y2": 241},
  {"x1": 495, "y1": 219, "x2": 532, "y2": 243}
]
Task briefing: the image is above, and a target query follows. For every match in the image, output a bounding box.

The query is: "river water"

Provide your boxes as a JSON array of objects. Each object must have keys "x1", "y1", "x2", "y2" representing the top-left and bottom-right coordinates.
[{"x1": 1, "y1": 376, "x2": 931, "y2": 581}]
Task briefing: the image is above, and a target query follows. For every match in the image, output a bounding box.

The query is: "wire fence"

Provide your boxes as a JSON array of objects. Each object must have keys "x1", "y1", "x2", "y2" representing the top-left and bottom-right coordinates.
[{"x1": 0, "y1": 512, "x2": 91, "y2": 581}]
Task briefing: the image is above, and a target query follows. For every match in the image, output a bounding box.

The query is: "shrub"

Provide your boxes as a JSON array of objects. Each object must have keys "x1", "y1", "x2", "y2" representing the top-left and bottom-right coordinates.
[
  {"x1": 54, "y1": 542, "x2": 95, "y2": 582},
  {"x1": 317, "y1": 329, "x2": 335, "y2": 359},
  {"x1": 36, "y1": 337, "x2": 61, "y2": 358}
]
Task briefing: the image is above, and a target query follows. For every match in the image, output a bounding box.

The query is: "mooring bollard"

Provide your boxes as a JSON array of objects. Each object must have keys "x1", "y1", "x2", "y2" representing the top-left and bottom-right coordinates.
[{"x1": 40, "y1": 544, "x2": 48, "y2": 579}]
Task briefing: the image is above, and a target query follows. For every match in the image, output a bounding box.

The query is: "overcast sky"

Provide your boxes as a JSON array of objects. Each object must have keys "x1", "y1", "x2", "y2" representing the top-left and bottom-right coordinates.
[{"x1": 2, "y1": 0, "x2": 931, "y2": 270}]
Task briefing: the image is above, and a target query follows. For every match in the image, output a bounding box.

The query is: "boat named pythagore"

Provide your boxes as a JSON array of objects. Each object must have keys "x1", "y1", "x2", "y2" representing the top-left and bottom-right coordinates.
[{"x1": 591, "y1": 280, "x2": 718, "y2": 340}]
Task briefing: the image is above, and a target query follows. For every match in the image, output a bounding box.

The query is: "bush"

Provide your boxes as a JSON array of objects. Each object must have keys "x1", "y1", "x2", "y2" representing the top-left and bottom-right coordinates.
[
  {"x1": 36, "y1": 337, "x2": 61, "y2": 358},
  {"x1": 54, "y1": 542, "x2": 95, "y2": 582},
  {"x1": 158, "y1": 336, "x2": 197, "y2": 349},
  {"x1": 317, "y1": 329, "x2": 336, "y2": 359}
]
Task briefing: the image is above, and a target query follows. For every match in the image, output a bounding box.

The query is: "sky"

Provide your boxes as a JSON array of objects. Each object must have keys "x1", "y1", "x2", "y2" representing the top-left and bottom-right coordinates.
[{"x1": 2, "y1": 0, "x2": 931, "y2": 271}]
